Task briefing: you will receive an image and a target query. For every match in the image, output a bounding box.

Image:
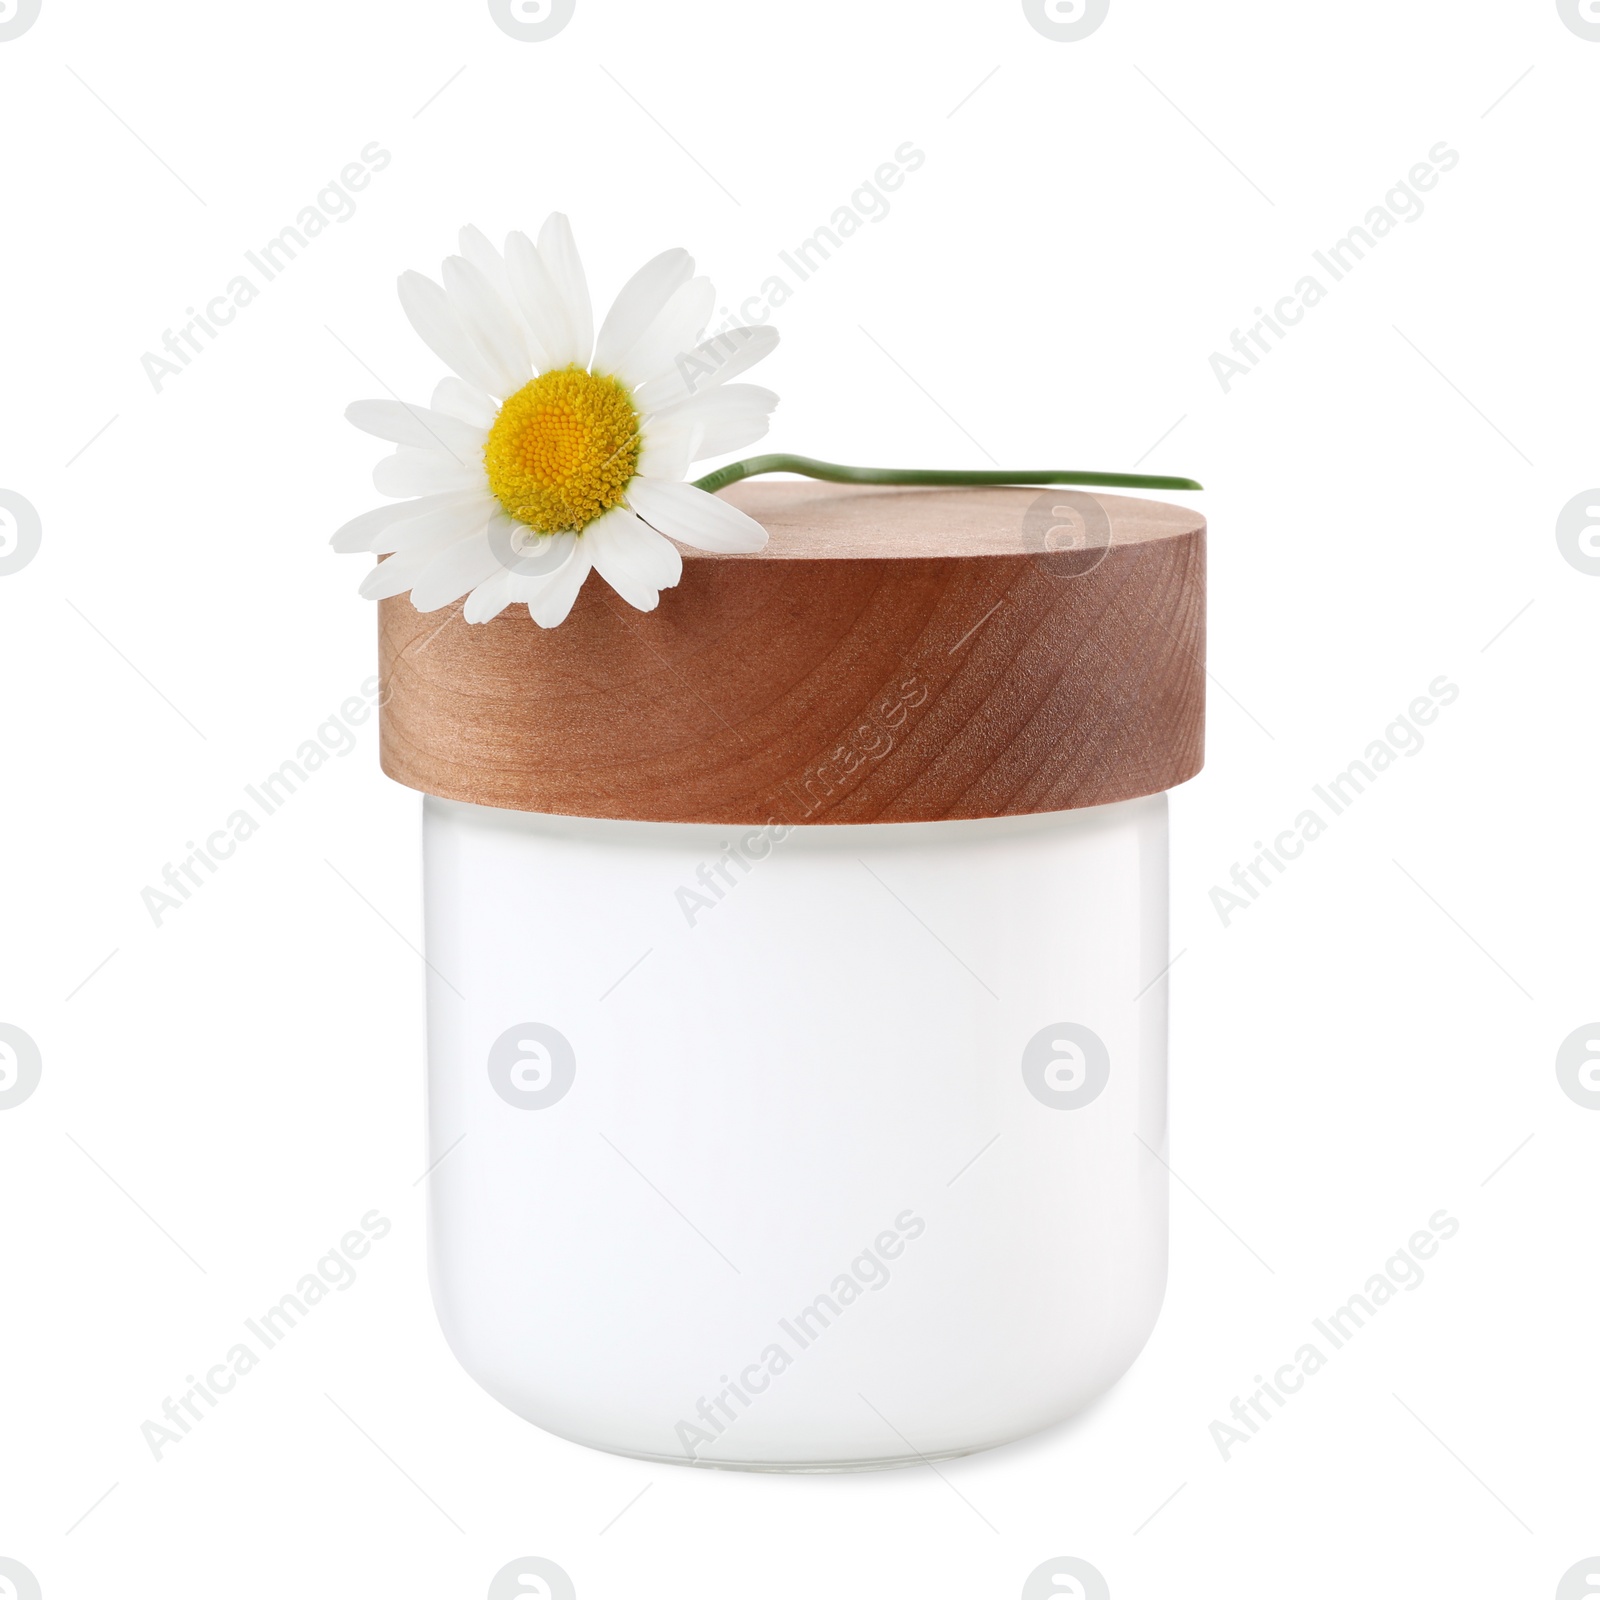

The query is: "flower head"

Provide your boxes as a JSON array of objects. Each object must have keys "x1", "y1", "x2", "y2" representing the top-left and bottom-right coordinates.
[{"x1": 334, "y1": 216, "x2": 778, "y2": 626}]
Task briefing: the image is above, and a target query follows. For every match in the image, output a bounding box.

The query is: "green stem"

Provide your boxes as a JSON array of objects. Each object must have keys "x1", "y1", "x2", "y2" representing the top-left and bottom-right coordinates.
[{"x1": 691, "y1": 453, "x2": 1203, "y2": 496}]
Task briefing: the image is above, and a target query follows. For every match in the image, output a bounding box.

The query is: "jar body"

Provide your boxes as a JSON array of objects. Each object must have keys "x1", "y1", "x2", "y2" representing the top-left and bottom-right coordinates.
[{"x1": 423, "y1": 792, "x2": 1169, "y2": 1470}]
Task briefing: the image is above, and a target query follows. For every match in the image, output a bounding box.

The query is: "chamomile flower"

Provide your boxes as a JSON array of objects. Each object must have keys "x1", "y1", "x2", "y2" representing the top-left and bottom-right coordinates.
[{"x1": 333, "y1": 215, "x2": 778, "y2": 626}]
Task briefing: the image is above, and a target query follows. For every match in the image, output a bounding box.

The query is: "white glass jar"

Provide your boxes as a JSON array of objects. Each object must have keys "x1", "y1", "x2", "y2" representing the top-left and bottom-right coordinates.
[{"x1": 422, "y1": 789, "x2": 1169, "y2": 1471}]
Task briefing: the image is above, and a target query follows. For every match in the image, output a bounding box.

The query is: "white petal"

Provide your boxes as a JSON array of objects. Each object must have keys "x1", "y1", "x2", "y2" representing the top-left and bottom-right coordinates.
[
  {"x1": 524, "y1": 545, "x2": 594, "y2": 628},
  {"x1": 397, "y1": 270, "x2": 506, "y2": 397},
  {"x1": 647, "y1": 384, "x2": 777, "y2": 461},
  {"x1": 496, "y1": 524, "x2": 577, "y2": 583},
  {"x1": 614, "y1": 277, "x2": 715, "y2": 389},
  {"x1": 505, "y1": 535, "x2": 574, "y2": 598},
  {"x1": 585, "y1": 506, "x2": 683, "y2": 610},
  {"x1": 636, "y1": 413, "x2": 697, "y2": 482},
  {"x1": 358, "y1": 545, "x2": 437, "y2": 600},
  {"x1": 505, "y1": 231, "x2": 582, "y2": 370},
  {"x1": 384, "y1": 492, "x2": 496, "y2": 552},
  {"x1": 410, "y1": 529, "x2": 505, "y2": 611},
  {"x1": 431, "y1": 377, "x2": 498, "y2": 429},
  {"x1": 626, "y1": 478, "x2": 769, "y2": 554},
  {"x1": 374, "y1": 446, "x2": 480, "y2": 498},
  {"x1": 331, "y1": 498, "x2": 434, "y2": 553},
  {"x1": 539, "y1": 213, "x2": 593, "y2": 366},
  {"x1": 462, "y1": 568, "x2": 517, "y2": 623},
  {"x1": 345, "y1": 399, "x2": 485, "y2": 459},
  {"x1": 457, "y1": 225, "x2": 515, "y2": 309},
  {"x1": 631, "y1": 324, "x2": 779, "y2": 413},
  {"x1": 441, "y1": 255, "x2": 537, "y2": 394},
  {"x1": 594, "y1": 248, "x2": 692, "y2": 374}
]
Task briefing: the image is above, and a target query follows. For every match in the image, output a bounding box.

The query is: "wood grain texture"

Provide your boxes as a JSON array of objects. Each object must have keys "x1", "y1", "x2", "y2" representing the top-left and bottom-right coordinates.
[{"x1": 377, "y1": 482, "x2": 1206, "y2": 824}]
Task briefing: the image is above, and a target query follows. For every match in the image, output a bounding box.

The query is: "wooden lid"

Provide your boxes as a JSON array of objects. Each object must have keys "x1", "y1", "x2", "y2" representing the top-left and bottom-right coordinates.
[{"x1": 377, "y1": 482, "x2": 1205, "y2": 825}]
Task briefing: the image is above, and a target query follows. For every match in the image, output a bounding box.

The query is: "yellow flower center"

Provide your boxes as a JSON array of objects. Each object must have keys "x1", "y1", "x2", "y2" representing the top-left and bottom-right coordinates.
[{"x1": 483, "y1": 365, "x2": 640, "y2": 534}]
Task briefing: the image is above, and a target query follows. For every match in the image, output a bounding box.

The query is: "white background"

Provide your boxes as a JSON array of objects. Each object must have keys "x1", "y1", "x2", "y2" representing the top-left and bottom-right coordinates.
[{"x1": 2, "y1": 1, "x2": 1597, "y2": 1596}]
